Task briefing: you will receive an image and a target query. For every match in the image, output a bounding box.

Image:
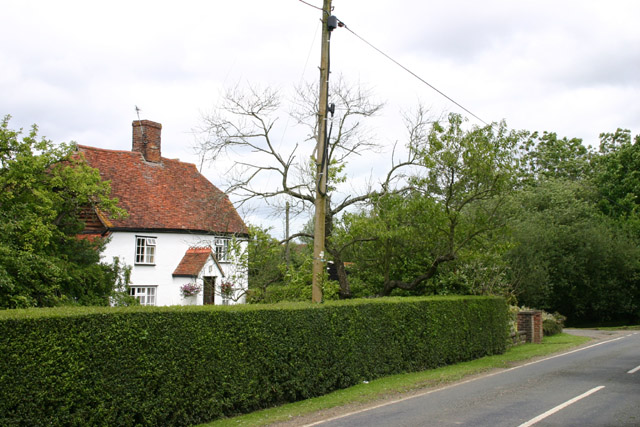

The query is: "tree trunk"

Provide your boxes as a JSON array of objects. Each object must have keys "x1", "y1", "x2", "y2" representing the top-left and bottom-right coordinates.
[
  {"x1": 378, "y1": 253, "x2": 456, "y2": 297},
  {"x1": 324, "y1": 205, "x2": 352, "y2": 298},
  {"x1": 326, "y1": 246, "x2": 352, "y2": 299}
]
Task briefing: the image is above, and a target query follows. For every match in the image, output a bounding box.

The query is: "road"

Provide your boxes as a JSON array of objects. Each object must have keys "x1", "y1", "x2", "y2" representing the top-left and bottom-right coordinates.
[{"x1": 306, "y1": 330, "x2": 640, "y2": 427}]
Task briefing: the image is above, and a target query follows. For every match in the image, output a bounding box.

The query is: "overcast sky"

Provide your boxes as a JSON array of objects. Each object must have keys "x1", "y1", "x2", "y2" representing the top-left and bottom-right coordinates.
[{"x1": 2, "y1": 0, "x2": 639, "y2": 236}]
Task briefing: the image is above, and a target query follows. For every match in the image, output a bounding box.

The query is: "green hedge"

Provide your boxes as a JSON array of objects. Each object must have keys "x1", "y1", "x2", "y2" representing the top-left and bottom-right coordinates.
[{"x1": 0, "y1": 296, "x2": 509, "y2": 426}]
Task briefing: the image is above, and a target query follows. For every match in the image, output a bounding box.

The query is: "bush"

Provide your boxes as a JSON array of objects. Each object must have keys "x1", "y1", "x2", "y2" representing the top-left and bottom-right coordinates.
[
  {"x1": 0, "y1": 296, "x2": 509, "y2": 426},
  {"x1": 542, "y1": 311, "x2": 566, "y2": 336},
  {"x1": 543, "y1": 318, "x2": 561, "y2": 336}
]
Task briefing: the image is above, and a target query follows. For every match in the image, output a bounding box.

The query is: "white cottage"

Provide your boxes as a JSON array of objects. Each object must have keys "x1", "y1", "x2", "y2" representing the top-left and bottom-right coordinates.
[{"x1": 77, "y1": 119, "x2": 248, "y2": 306}]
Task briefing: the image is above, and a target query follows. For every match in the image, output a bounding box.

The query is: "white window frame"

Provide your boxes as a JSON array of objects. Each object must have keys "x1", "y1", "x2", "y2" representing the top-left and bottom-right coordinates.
[
  {"x1": 129, "y1": 286, "x2": 157, "y2": 306},
  {"x1": 214, "y1": 238, "x2": 230, "y2": 262},
  {"x1": 135, "y1": 236, "x2": 156, "y2": 265}
]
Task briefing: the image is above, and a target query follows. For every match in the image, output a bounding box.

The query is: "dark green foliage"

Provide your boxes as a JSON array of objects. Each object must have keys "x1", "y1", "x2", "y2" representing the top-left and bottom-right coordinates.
[
  {"x1": 507, "y1": 178, "x2": 640, "y2": 323},
  {"x1": 245, "y1": 226, "x2": 341, "y2": 304},
  {"x1": 593, "y1": 129, "x2": 640, "y2": 223},
  {"x1": 542, "y1": 319, "x2": 563, "y2": 336},
  {"x1": 334, "y1": 113, "x2": 523, "y2": 298},
  {"x1": 0, "y1": 296, "x2": 509, "y2": 426},
  {"x1": 506, "y1": 128, "x2": 640, "y2": 324},
  {"x1": 246, "y1": 225, "x2": 286, "y2": 297},
  {"x1": 0, "y1": 116, "x2": 126, "y2": 308},
  {"x1": 539, "y1": 310, "x2": 565, "y2": 336},
  {"x1": 519, "y1": 131, "x2": 593, "y2": 182}
]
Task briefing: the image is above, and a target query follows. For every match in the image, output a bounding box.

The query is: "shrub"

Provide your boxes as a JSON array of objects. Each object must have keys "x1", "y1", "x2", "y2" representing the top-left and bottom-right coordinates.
[
  {"x1": 542, "y1": 311, "x2": 566, "y2": 336},
  {"x1": 516, "y1": 306, "x2": 565, "y2": 337},
  {"x1": 0, "y1": 296, "x2": 509, "y2": 426}
]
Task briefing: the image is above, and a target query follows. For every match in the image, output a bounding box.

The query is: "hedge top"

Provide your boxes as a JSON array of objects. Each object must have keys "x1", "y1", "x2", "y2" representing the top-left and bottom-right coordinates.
[{"x1": 0, "y1": 295, "x2": 504, "y2": 320}]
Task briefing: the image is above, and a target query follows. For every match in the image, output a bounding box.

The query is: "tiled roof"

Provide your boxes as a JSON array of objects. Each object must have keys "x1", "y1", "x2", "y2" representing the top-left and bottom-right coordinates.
[
  {"x1": 173, "y1": 247, "x2": 224, "y2": 277},
  {"x1": 77, "y1": 145, "x2": 247, "y2": 235}
]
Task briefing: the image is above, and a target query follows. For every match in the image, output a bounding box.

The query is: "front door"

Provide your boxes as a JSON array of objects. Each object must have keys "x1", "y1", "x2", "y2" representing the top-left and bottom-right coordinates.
[{"x1": 203, "y1": 276, "x2": 216, "y2": 305}]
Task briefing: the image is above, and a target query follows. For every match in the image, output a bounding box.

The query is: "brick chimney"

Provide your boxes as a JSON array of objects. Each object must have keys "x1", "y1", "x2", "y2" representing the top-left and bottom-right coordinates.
[{"x1": 132, "y1": 120, "x2": 162, "y2": 163}]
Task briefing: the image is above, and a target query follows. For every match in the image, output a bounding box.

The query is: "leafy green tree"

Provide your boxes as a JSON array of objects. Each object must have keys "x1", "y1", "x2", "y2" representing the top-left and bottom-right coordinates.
[
  {"x1": 0, "y1": 115, "x2": 125, "y2": 308},
  {"x1": 431, "y1": 242, "x2": 514, "y2": 300},
  {"x1": 245, "y1": 225, "x2": 285, "y2": 301},
  {"x1": 592, "y1": 129, "x2": 640, "y2": 223},
  {"x1": 519, "y1": 131, "x2": 593, "y2": 183},
  {"x1": 505, "y1": 178, "x2": 640, "y2": 323},
  {"x1": 336, "y1": 192, "x2": 440, "y2": 296},
  {"x1": 504, "y1": 128, "x2": 640, "y2": 323},
  {"x1": 341, "y1": 113, "x2": 522, "y2": 297},
  {"x1": 245, "y1": 225, "x2": 339, "y2": 303}
]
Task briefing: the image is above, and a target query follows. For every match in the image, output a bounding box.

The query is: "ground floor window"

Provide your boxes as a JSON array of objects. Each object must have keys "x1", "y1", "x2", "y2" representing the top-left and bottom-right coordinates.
[{"x1": 129, "y1": 286, "x2": 156, "y2": 306}]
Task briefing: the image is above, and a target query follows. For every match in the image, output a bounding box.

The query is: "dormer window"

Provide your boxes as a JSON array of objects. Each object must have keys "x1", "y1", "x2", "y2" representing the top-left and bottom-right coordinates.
[{"x1": 136, "y1": 236, "x2": 156, "y2": 264}]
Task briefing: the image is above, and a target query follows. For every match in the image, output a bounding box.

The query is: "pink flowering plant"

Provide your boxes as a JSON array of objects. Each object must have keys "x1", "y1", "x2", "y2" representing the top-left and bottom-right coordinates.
[
  {"x1": 220, "y1": 282, "x2": 234, "y2": 298},
  {"x1": 180, "y1": 282, "x2": 202, "y2": 297}
]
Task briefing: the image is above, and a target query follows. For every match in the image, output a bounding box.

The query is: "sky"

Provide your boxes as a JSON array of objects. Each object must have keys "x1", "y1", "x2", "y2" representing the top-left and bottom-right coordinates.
[{"x1": 2, "y1": 0, "x2": 639, "y2": 237}]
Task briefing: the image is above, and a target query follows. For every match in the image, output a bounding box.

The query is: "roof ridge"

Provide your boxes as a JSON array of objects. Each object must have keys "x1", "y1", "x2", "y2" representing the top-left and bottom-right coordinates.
[
  {"x1": 186, "y1": 246, "x2": 213, "y2": 254},
  {"x1": 77, "y1": 145, "x2": 139, "y2": 155},
  {"x1": 78, "y1": 144, "x2": 197, "y2": 168},
  {"x1": 79, "y1": 144, "x2": 247, "y2": 235}
]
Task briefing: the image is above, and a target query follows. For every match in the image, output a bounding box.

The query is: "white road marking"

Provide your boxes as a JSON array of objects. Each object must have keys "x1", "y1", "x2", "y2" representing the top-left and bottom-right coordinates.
[
  {"x1": 302, "y1": 333, "x2": 634, "y2": 427},
  {"x1": 517, "y1": 386, "x2": 605, "y2": 427},
  {"x1": 628, "y1": 364, "x2": 640, "y2": 374},
  {"x1": 515, "y1": 336, "x2": 627, "y2": 368}
]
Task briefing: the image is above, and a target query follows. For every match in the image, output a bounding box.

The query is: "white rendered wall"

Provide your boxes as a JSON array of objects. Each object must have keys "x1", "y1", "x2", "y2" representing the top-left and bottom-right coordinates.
[{"x1": 101, "y1": 231, "x2": 248, "y2": 306}]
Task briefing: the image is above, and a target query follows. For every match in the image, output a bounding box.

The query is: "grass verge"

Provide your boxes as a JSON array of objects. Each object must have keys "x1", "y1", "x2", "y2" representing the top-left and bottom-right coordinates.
[{"x1": 200, "y1": 333, "x2": 590, "y2": 427}]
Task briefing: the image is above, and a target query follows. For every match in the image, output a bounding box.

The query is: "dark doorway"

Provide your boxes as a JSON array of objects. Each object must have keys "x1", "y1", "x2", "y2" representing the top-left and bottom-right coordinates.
[{"x1": 203, "y1": 276, "x2": 216, "y2": 305}]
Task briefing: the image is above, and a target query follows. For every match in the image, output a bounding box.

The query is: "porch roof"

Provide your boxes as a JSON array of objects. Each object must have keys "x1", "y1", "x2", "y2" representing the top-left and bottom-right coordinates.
[{"x1": 172, "y1": 247, "x2": 225, "y2": 278}]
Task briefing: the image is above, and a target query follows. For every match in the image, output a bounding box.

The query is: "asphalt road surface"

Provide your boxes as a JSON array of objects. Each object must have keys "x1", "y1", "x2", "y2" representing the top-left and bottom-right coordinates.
[{"x1": 308, "y1": 330, "x2": 640, "y2": 427}]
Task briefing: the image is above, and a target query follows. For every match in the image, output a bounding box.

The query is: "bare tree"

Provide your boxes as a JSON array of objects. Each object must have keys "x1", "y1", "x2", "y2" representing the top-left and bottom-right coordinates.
[{"x1": 196, "y1": 78, "x2": 420, "y2": 298}]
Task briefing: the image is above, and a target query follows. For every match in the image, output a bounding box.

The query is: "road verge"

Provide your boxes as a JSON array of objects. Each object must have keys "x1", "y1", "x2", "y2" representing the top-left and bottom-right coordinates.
[{"x1": 202, "y1": 333, "x2": 590, "y2": 427}]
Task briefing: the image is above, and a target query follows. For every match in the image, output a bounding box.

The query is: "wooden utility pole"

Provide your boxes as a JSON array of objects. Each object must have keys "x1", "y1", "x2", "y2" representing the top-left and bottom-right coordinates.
[
  {"x1": 285, "y1": 201, "x2": 291, "y2": 268},
  {"x1": 312, "y1": 0, "x2": 332, "y2": 303}
]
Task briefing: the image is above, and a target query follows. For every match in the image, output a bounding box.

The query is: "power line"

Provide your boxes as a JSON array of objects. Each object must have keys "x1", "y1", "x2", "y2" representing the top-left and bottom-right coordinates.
[
  {"x1": 340, "y1": 21, "x2": 489, "y2": 126},
  {"x1": 297, "y1": 0, "x2": 323, "y2": 12}
]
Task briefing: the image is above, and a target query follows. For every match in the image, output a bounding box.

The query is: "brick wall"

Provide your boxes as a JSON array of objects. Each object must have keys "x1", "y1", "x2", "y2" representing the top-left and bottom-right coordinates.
[
  {"x1": 517, "y1": 310, "x2": 543, "y2": 344},
  {"x1": 132, "y1": 120, "x2": 162, "y2": 163}
]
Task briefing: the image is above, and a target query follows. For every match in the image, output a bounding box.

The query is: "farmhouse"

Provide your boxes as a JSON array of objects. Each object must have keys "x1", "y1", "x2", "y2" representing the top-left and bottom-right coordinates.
[{"x1": 77, "y1": 120, "x2": 248, "y2": 306}]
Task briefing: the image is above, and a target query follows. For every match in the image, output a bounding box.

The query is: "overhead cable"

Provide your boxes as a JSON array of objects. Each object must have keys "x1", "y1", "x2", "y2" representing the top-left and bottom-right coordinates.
[
  {"x1": 297, "y1": 0, "x2": 324, "y2": 12},
  {"x1": 340, "y1": 21, "x2": 489, "y2": 126}
]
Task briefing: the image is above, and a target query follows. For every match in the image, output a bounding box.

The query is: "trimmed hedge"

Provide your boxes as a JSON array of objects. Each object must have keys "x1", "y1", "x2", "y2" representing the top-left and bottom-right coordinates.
[{"x1": 0, "y1": 296, "x2": 509, "y2": 426}]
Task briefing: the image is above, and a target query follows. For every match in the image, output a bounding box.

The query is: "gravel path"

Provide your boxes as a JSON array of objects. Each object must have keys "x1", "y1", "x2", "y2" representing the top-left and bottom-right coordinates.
[{"x1": 563, "y1": 328, "x2": 633, "y2": 339}]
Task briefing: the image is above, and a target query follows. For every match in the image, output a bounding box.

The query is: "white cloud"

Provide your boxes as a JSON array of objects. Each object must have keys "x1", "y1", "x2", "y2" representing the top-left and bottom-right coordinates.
[{"x1": 1, "y1": 0, "x2": 639, "y2": 236}]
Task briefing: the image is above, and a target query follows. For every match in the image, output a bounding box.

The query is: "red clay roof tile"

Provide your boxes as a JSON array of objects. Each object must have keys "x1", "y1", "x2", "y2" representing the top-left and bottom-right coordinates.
[
  {"x1": 173, "y1": 246, "x2": 224, "y2": 277},
  {"x1": 77, "y1": 145, "x2": 247, "y2": 235}
]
